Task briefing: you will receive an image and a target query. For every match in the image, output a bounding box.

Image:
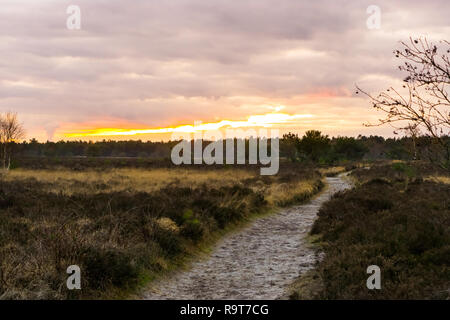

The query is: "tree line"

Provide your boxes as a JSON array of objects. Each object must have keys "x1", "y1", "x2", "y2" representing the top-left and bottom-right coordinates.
[{"x1": 6, "y1": 133, "x2": 448, "y2": 165}]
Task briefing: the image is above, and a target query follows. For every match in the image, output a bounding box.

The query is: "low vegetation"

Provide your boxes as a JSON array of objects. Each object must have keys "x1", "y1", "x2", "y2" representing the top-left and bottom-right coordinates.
[
  {"x1": 0, "y1": 162, "x2": 323, "y2": 299},
  {"x1": 4, "y1": 168, "x2": 256, "y2": 195},
  {"x1": 290, "y1": 162, "x2": 450, "y2": 299}
]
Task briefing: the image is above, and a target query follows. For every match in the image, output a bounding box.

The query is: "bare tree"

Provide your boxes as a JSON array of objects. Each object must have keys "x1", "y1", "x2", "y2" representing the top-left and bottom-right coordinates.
[
  {"x1": 356, "y1": 37, "x2": 450, "y2": 166},
  {"x1": 0, "y1": 112, "x2": 25, "y2": 170}
]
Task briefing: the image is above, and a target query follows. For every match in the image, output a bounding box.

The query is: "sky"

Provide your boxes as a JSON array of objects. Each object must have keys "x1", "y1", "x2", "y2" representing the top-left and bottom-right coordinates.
[{"x1": 0, "y1": 0, "x2": 449, "y2": 141}]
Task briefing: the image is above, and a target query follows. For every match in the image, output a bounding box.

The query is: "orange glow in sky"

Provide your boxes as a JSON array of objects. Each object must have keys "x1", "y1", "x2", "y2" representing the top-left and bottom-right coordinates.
[{"x1": 63, "y1": 113, "x2": 314, "y2": 139}]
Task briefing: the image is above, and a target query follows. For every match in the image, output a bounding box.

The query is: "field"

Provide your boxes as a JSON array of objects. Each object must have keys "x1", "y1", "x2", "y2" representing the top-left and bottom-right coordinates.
[
  {"x1": 1, "y1": 157, "x2": 448, "y2": 300},
  {"x1": 289, "y1": 161, "x2": 450, "y2": 299},
  {"x1": 0, "y1": 160, "x2": 324, "y2": 299}
]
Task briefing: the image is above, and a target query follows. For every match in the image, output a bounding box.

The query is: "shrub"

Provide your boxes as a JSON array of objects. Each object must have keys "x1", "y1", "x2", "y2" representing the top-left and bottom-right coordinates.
[
  {"x1": 83, "y1": 249, "x2": 139, "y2": 288},
  {"x1": 309, "y1": 164, "x2": 450, "y2": 299},
  {"x1": 0, "y1": 163, "x2": 320, "y2": 299}
]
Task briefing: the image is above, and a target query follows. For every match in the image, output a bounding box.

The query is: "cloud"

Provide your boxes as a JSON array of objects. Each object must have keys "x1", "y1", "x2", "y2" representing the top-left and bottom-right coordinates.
[{"x1": 0, "y1": 0, "x2": 448, "y2": 140}]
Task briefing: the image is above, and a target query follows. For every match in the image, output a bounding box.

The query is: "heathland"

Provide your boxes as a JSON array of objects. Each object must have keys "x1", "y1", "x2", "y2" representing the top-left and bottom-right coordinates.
[
  {"x1": 0, "y1": 160, "x2": 325, "y2": 299},
  {"x1": 1, "y1": 132, "x2": 450, "y2": 300},
  {"x1": 289, "y1": 161, "x2": 450, "y2": 299}
]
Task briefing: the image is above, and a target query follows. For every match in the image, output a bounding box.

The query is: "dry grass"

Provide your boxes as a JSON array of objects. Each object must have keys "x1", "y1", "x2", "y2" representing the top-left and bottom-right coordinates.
[
  {"x1": 0, "y1": 165, "x2": 324, "y2": 299},
  {"x1": 318, "y1": 166, "x2": 346, "y2": 177},
  {"x1": 5, "y1": 168, "x2": 257, "y2": 195},
  {"x1": 425, "y1": 176, "x2": 450, "y2": 184},
  {"x1": 263, "y1": 180, "x2": 322, "y2": 206},
  {"x1": 5, "y1": 168, "x2": 323, "y2": 207}
]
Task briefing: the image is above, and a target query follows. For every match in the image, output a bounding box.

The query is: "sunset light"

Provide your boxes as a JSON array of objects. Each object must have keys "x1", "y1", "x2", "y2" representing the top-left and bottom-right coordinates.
[
  {"x1": 0, "y1": 0, "x2": 448, "y2": 306},
  {"x1": 63, "y1": 112, "x2": 314, "y2": 138}
]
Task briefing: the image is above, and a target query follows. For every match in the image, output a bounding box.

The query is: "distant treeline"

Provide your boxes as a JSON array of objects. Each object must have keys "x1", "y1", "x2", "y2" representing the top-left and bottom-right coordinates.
[{"x1": 9, "y1": 132, "x2": 450, "y2": 165}]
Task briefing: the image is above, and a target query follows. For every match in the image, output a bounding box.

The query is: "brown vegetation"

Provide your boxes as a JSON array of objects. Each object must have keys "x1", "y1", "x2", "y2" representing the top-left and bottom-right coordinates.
[
  {"x1": 290, "y1": 162, "x2": 450, "y2": 299},
  {"x1": 0, "y1": 163, "x2": 323, "y2": 299}
]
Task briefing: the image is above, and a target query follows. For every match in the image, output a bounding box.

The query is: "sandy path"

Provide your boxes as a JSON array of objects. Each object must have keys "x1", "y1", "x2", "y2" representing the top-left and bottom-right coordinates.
[{"x1": 143, "y1": 175, "x2": 351, "y2": 300}]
